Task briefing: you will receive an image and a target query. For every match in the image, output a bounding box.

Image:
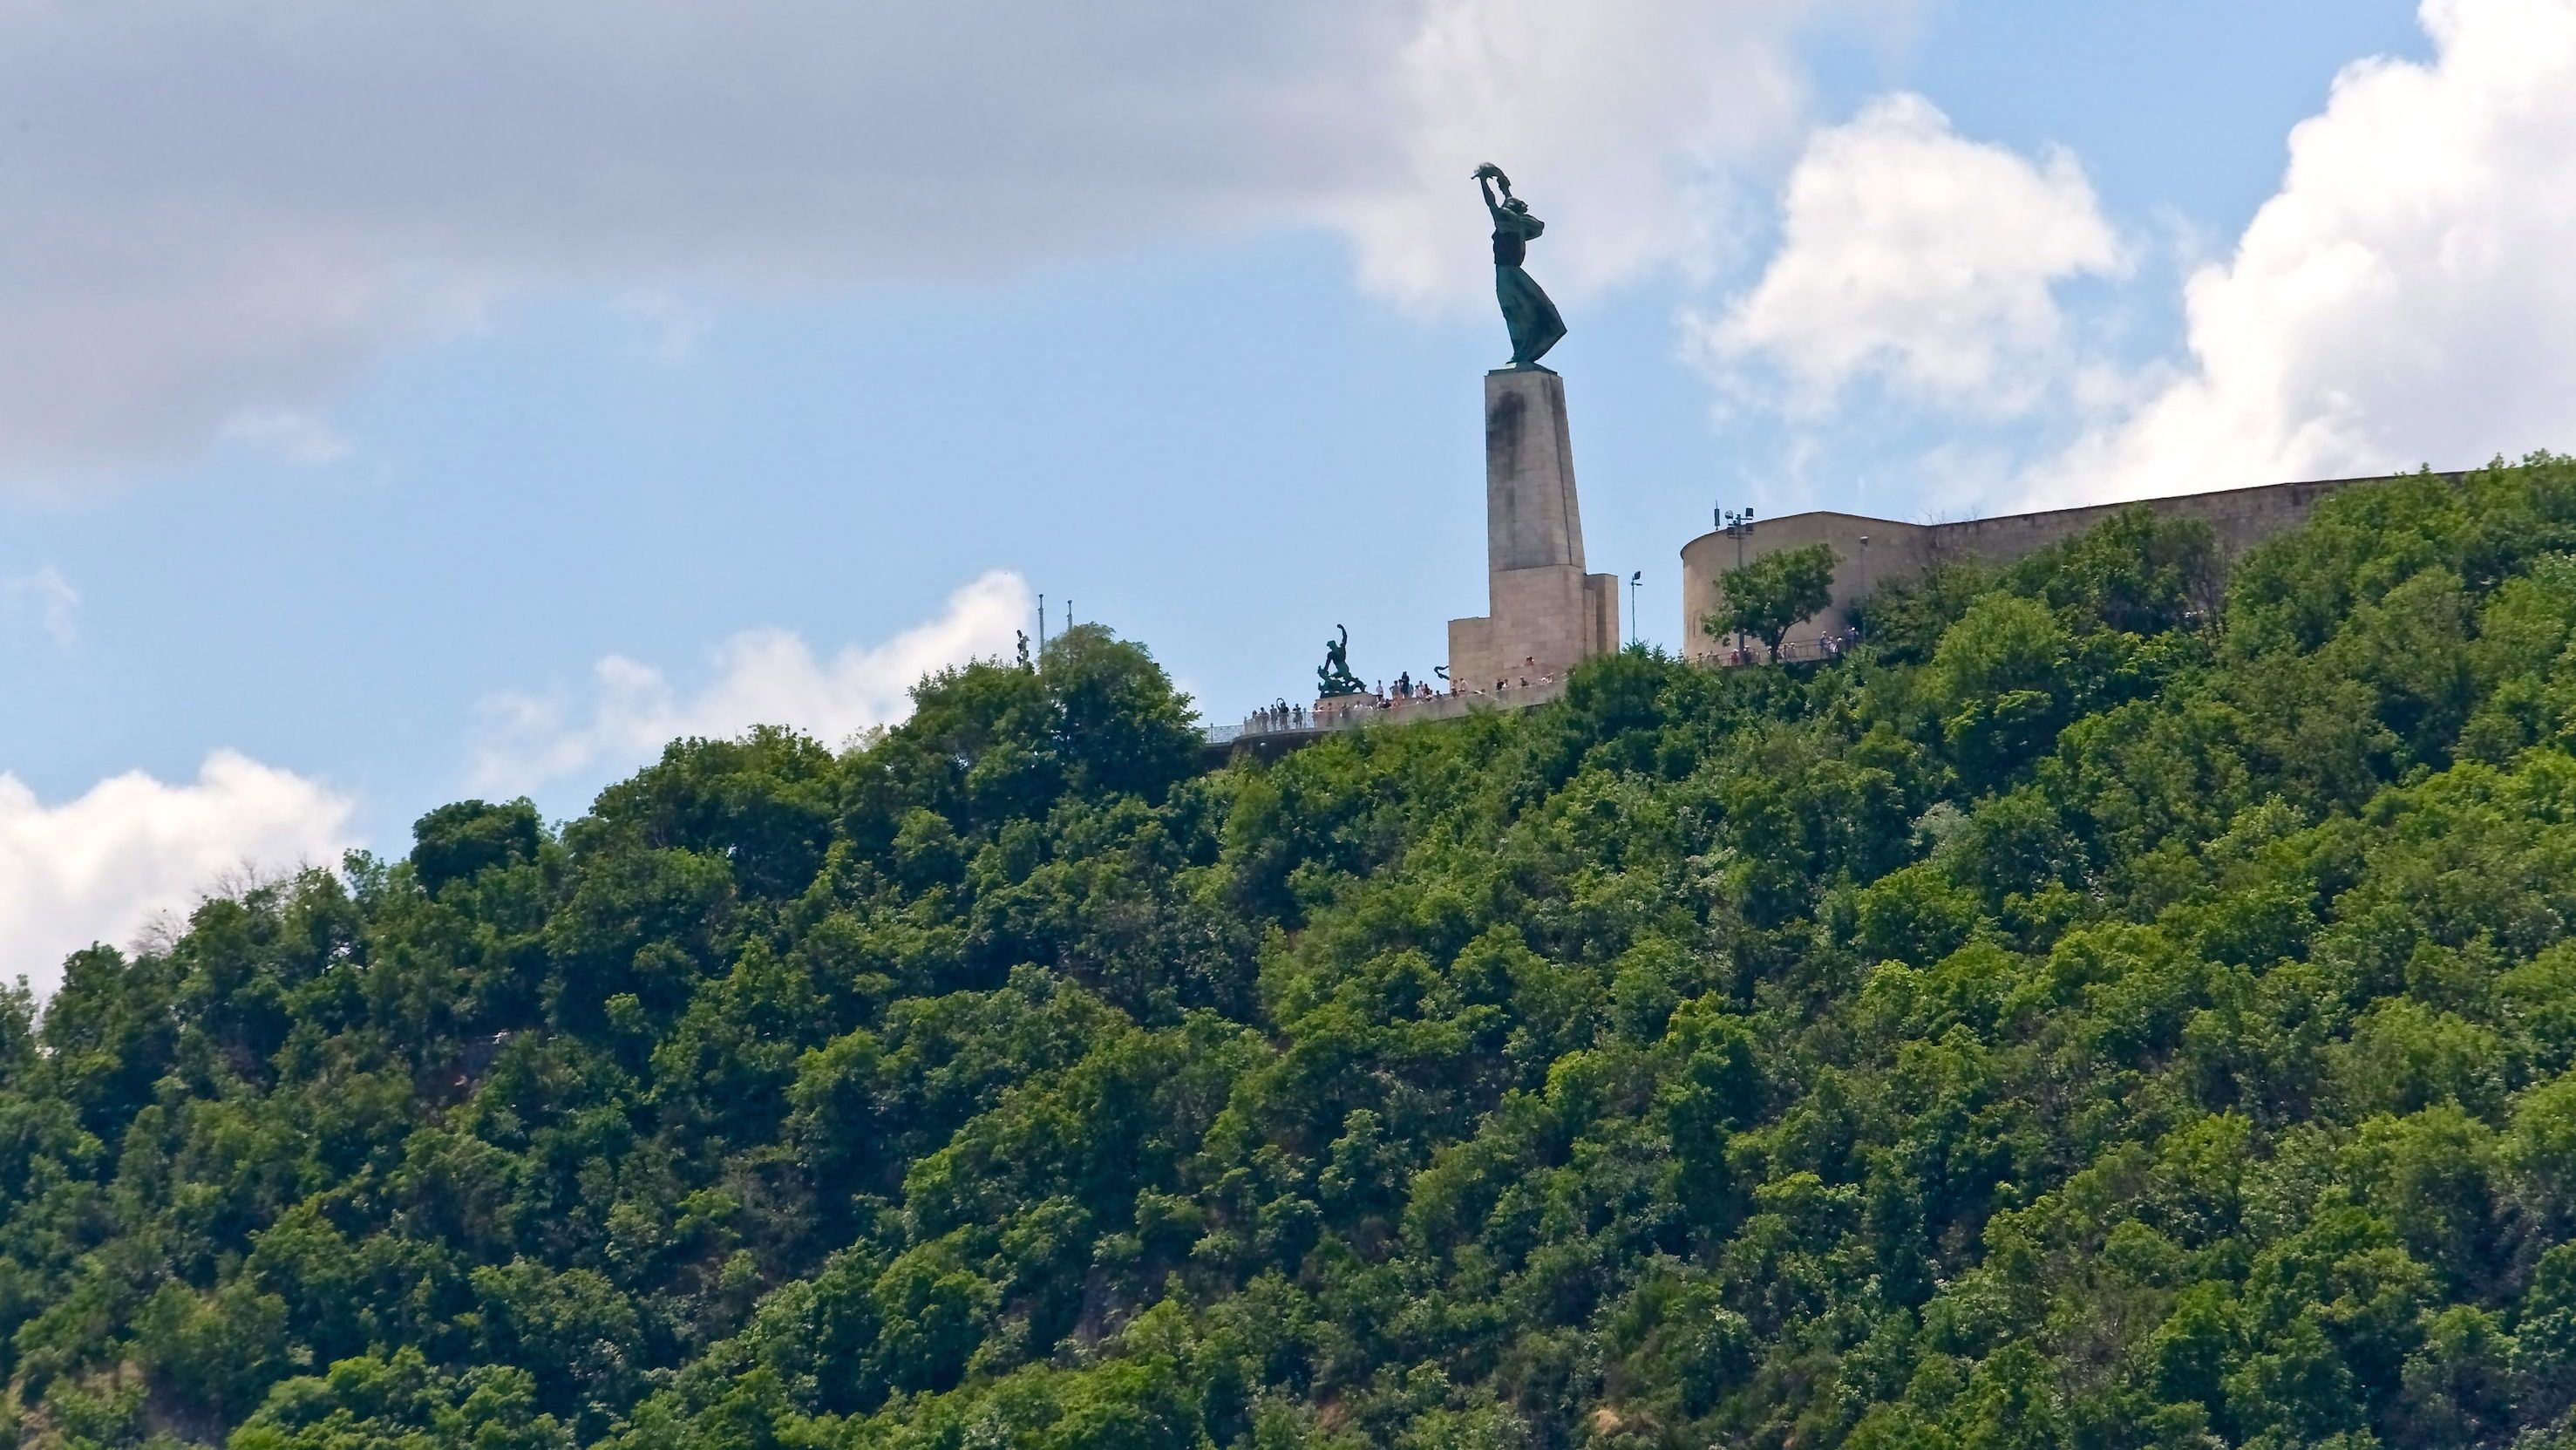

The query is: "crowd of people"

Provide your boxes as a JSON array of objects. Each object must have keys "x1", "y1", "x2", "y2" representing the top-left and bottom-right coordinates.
[
  {"x1": 1701, "y1": 625, "x2": 1863, "y2": 666},
  {"x1": 1237, "y1": 657, "x2": 1587, "y2": 738},
  {"x1": 1244, "y1": 700, "x2": 1309, "y2": 733},
  {"x1": 1465, "y1": 656, "x2": 1557, "y2": 693}
]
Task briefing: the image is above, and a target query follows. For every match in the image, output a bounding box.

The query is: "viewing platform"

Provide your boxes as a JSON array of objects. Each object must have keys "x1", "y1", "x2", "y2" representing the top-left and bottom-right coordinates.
[{"x1": 1200, "y1": 678, "x2": 1568, "y2": 766}]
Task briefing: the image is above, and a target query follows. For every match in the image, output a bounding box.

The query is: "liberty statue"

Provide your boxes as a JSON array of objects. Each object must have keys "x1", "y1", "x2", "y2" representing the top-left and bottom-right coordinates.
[{"x1": 1475, "y1": 163, "x2": 1565, "y2": 370}]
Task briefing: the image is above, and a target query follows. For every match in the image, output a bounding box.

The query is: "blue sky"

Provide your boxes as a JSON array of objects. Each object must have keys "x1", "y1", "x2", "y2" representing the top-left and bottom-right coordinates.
[{"x1": 17, "y1": 0, "x2": 2576, "y2": 990}]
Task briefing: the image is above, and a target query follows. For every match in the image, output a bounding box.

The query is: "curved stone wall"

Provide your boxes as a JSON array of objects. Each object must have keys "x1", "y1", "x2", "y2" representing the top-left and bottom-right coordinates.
[{"x1": 1677, "y1": 474, "x2": 2404, "y2": 660}]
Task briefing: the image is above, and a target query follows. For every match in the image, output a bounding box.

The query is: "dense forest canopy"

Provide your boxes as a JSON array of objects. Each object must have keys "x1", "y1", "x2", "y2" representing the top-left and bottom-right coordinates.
[{"x1": 8, "y1": 460, "x2": 2576, "y2": 1449}]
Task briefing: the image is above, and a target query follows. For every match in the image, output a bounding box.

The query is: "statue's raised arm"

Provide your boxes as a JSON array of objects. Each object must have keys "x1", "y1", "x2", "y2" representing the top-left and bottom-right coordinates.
[
  {"x1": 1316, "y1": 623, "x2": 1365, "y2": 697},
  {"x1": 1475, "y1": 163, "x2": 1565, "y2": 370}
]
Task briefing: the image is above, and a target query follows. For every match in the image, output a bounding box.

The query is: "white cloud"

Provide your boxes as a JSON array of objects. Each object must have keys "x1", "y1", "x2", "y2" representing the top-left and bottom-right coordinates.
[
  {"x1": 221, "y1": 410, "x2": 356, "y2": 467},
  {"x1": 3, "y1": 566, "x2": 79, "y2": 650},
  {"x1": 469, "y1": 569, "x2": 1031, "y2": 796},
  {"x1": 2024, "y1": 0, "x2": 2576, "y2": 506},
  {"x1": 1331, "y1": 0, "x2": 1839, "y2": 309},
  {"x1": 0, "y1": 752, "x2": 357, "y2": 1001},
  {"x1": 1695, "y1": 93, "x2": 2124, "y2": 414},
  {"x1": 614, "y1": 291, "x2": 716, "y2": 365},
  {"x1": 0, "y1": 0, "x2": 1905, "y2": 491}
]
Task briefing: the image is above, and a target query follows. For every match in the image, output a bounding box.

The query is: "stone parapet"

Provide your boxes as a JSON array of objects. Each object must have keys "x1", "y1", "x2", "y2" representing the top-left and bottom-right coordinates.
[
  {"x1": 1198, "y1": 677, "x2": 1572, "y2": 768},
  {"x1": 1312, "y1": 692, "x2": 1385, "y2": 727}
]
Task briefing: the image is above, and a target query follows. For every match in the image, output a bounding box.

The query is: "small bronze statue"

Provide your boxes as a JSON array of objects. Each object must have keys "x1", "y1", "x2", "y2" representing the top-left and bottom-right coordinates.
[
  {"x1": 1476, "y1": 163, "x2": 1565, "y2": 370},
  {"x1": 1316, "y1": 624, "x2": 1366, "y2": 697}
]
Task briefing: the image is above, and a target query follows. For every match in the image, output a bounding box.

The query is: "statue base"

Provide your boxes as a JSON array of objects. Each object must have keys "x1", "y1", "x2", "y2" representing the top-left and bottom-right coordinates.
[
  {"x1": 1448, "y1": 368, "x2": 1617, "y2": 692},
  {"x1": 1450, "y1": 569, "x2": 1616, "y2": 693}
]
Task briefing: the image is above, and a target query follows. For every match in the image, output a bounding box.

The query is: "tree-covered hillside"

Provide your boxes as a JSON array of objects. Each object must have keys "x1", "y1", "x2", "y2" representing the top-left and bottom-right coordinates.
[{"x1": 10, "y1": 462, "x2": 2576, "y2": 1449}]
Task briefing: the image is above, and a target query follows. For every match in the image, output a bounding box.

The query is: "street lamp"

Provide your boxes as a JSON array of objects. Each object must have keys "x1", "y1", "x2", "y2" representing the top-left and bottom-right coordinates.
[
  {"x1": 1716, "y1": 506, "x2": 1756, "y2": 657},
  {"x1": 1856, "y1": 535, "x2": 1869, "y2": 642},
  {"x1": 1628, "y1": 570, "x2": 1641, "y2": 647}
]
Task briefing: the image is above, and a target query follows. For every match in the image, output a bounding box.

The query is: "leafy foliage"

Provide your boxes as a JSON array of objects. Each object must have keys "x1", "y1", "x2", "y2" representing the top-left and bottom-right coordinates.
[
  {"x1": 10, "y1": 473, "x2": 2576, "y2": 1447},
  {"x1": 1705, "y1": 541, "x2": 1837, "y2": 657}
]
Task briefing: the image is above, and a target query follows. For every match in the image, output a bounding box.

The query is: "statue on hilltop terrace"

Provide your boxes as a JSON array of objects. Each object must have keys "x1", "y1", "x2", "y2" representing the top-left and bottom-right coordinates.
[
  {"x1": 1316, "y1": 624, "x2": 1366, "y2": 697},
  {"x1": 1476, "y1": 163, "x2": 1566, "y2": 370}
]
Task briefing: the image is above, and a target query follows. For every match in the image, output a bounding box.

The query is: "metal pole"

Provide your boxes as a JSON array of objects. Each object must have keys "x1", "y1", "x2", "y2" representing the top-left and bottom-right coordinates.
[
  {"x1": 1037, "y1": 593, "x2": 1045, "y2": 658},
  {"x1": 1628, "y1": 571, "x2": 1641, "y2": 647},
  {"x1": 1710, "y1": 506, "x2": 1722, "y2": 663},
  {"x1": 1730, "y1": 513, "x2": 1750, "y2": 657},
  {"x1": 1857, "y1": 537, "x2": 1869, "y2": 641}
]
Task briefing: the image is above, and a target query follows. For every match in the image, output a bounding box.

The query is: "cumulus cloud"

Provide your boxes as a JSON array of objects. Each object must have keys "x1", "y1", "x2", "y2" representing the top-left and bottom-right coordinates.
[
  {"x1": 3, "y1": 567, "x2": 79, "y2": 650},
  {"x1": 2024, "y1": 0, "x2": 2576, "y2": 505},
  {"x1": 0, "y1": 0, "x2": 1900, "y2": 491},
  {"x1": 1695, "y1": 92, "x2": 2124, "y2": 414},
  {"x1": 469, "y1": 569, "x2": 1031, "y2": 797},
  {"x1": 0, "y1": 752, "x2": 357, "y2": 1002}
]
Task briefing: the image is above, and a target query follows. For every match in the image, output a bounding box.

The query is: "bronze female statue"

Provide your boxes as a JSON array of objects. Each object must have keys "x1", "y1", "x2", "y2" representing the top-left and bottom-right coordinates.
[{"x1": 1476, "y1": 163, "x2": 1566, "y2": 370}]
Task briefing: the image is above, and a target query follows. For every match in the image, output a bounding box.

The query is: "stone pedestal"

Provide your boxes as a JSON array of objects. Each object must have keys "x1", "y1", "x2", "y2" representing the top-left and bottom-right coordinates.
[{"x1": 1448, "y1": 368, "x2": 1618, "y2": 691}]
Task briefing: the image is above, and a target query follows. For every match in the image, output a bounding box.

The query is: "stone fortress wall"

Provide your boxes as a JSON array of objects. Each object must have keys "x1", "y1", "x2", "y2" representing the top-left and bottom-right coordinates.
[{"x1": 1675, "y1": 473, "x2": 2426, "y2": 658}]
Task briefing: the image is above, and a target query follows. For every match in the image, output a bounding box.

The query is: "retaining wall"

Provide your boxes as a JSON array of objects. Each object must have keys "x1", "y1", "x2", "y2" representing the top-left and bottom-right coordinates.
[{"x1": 1676, "y1": 473, "x2": 2422, "y2": 659}]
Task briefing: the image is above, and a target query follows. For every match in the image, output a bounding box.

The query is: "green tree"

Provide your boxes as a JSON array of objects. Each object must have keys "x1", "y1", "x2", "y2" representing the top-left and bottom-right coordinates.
[
  {"x1": 409, "y1": 798, "x2": 544, "y2": 895},
  {"x1": 1705, "y1": 541, "x2": 1837, "y2": 659}
]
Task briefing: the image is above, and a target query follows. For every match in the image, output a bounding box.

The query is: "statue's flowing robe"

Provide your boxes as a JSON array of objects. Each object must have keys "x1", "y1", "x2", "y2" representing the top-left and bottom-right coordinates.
[
  {"x1": 1491, "y1": 211, "x2": 1565, "y2": 367},
  {"x1": 1495, "y1": 264, "x2": 1565, "y2": 367}
]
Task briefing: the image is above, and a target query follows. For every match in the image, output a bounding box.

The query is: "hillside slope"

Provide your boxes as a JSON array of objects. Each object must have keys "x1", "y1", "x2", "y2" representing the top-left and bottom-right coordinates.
[{"x1": 8, "y1": 461, "x2": 2576, "y2": 1449}]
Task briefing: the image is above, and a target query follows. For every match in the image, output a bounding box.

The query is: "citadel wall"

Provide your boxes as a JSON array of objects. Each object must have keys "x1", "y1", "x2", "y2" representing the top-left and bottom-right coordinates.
[{"x1": 1675, "y1": 473, "x2": 2422, "y2": 658}]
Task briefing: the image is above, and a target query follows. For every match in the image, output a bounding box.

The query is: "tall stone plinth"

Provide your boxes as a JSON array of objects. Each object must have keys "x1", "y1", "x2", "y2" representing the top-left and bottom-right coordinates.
[{"x1": 1448, "y1": 368, "x2": 1618, "y2": 691}]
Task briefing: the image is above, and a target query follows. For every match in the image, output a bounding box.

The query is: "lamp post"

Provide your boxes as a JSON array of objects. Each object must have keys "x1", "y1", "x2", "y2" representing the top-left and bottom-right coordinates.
[
  {"x1": 1716, "y1": 506, "x2": 1756, "y2": 658},
  {"x1": 1856, "y1": 535, "x2": 1869, "y2": 642},
  {"x1": 1628, "y1": 570, "x2": 1641, "y2": 647}
]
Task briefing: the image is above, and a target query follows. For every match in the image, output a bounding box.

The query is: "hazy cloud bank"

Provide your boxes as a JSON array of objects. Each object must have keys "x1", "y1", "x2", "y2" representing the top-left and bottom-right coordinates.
[
  {"x1": 0, "y1": 0, "x2": 1900, "y2": 491},
  {"x1": 3, "y1": 567, "x2": 80, "y2": 650}
]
